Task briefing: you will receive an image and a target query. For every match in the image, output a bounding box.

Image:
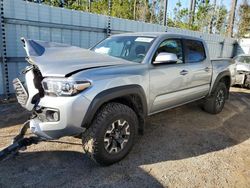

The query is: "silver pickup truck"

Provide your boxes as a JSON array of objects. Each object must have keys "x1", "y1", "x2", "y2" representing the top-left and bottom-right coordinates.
[{"x1": 14, "y1": 32, "x2": 233, "y2": 165}]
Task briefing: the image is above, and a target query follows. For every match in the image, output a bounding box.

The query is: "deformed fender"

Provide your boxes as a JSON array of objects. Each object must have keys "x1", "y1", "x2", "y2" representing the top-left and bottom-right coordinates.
[{"x1": 81, "y1": 85, "x2": 148, "y2": 131}]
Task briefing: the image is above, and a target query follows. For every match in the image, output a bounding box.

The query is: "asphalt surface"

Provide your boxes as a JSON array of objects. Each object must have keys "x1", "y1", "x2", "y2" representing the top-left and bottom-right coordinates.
[{"x1": 0, "y1": 87, "x2": 249, "y2": 187}]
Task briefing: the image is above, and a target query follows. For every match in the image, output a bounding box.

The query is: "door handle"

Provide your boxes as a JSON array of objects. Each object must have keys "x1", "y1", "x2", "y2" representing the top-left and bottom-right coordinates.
[
  {"x1": 180, "y1": 70, "x2": 188, "y2": 75},
  {"x1": 204, "y1": 67, "x2": 210, "y2": 72}
]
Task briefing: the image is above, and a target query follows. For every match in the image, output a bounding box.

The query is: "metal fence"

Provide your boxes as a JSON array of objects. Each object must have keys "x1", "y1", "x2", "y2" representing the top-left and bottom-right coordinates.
[{"x1": 0, "y1": 0, "x2": 237, "y2": 99}]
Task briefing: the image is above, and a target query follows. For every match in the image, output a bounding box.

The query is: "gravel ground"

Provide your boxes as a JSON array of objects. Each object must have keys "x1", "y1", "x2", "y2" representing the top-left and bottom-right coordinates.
[{"x1": 0, "y1": 87, "x2": 249, "y2": 188}]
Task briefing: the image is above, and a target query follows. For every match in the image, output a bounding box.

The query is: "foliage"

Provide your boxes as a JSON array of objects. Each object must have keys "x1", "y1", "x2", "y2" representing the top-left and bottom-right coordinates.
[
  {"x1": 172, "y1": 1, "x2": 189, "y2": 28},
  {"x1": 168, "y1": 0, "x2": 228, "y2": 35},
  {"x1": 237, "y1": 0, "x2": 250, "y2": 38},
  {"x1": 215, "y1": 6, "x2": 227, "y2": 35},
  {"x1": 39, "y1": 0, "x2": 230, "y2": 36},
  {"x1": 195, "y1": 0, "x2": 213, "y2": 32},
  {"x1": 169, "y1": 1, "x2": 198, "y2": 30}
]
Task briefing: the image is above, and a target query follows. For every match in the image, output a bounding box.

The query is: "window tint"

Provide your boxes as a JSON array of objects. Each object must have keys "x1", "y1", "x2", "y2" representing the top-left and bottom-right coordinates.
[
  {"x1": 91, "y1": 36, "x2": 155, "y2": 63},
  {"x1": 155, "y1": 39, "x2": 183, "y2": 64},
  {"x1": 185, "y1": 40, "x2": 206, "y2": 63}
]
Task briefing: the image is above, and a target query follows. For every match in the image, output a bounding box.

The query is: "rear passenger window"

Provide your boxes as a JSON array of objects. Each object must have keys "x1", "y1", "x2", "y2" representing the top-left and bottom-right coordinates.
[{"x1": 185, "y1": 40, "x2": 206, "y2": 63}]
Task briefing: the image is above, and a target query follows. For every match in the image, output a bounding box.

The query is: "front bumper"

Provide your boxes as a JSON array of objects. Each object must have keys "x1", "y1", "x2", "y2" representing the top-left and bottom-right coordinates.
[{"x1": 30, "y1": 94, "x2": 91, "y2": 139}]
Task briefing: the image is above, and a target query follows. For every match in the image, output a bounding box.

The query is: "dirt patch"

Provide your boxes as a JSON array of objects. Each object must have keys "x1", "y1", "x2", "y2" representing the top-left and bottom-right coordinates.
[{"x1": 0, "y1": 87, "x2": 249, "y2": 187}]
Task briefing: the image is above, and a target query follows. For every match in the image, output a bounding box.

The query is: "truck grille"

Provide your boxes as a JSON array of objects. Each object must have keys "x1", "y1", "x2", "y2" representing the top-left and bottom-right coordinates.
[{"x1": 13, "y1": 78, "x2": 28, "y2": 106}]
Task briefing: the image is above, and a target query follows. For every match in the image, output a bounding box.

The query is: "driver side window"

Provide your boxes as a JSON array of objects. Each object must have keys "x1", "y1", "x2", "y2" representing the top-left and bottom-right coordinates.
[{"x1": 155, "y1": 39, "x2": 183, "y2": 64}]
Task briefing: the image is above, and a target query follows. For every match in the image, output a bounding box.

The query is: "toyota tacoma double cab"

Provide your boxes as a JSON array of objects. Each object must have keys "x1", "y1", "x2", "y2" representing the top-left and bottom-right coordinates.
[{"x1": 13, "y1": 33, "x2": 232, "y2": 165}]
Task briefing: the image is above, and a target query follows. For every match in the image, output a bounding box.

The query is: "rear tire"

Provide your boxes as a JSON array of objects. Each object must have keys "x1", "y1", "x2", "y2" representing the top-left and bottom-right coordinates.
[
  {"x1": 82, "y1": 102, "x2": 138, "y2": 166},
  {"x1": 203, "y1": 82, "x2": 227, "y2": 114}
]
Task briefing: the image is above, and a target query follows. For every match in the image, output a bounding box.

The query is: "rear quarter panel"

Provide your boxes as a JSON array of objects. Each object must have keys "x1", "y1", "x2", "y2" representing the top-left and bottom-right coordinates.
[{"x1": 210, "y1": 59, "x2": 233, "y2": 94}]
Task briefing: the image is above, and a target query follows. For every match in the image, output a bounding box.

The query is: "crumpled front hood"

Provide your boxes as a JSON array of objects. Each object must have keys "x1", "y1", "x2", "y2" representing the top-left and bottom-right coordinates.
[
  {"x1": 21, "y1": 38, "x2": 133, "y2": 77},
  {"x1": 236, "y1": 62, "x2": 250, "y2": 72}
]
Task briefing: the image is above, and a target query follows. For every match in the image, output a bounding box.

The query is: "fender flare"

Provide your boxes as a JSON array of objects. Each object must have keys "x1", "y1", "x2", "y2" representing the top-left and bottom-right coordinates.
[
  {"x1": 81, "y1": 85, "x2": 148, "y2": 129},
  {"x1": 210, "y1": 70, "x2": 231, "y2": 97}
]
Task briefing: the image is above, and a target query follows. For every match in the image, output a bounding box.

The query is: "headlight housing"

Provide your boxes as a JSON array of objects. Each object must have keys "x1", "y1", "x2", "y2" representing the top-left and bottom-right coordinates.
[{"x1": 42, "y1": 78, "x2": 91, "y2": 96}]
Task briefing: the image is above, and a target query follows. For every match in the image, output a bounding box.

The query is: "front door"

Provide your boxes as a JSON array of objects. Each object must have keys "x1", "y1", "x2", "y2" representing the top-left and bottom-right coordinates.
[{"x1": 149, "y1": 38, "x2": 190, "y2": 113}]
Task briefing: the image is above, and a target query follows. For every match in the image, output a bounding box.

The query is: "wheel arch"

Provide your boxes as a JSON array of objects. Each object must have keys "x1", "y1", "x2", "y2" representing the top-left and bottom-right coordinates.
[
  {"x1": 210, "y1": 70, "x2": 231, "y2": 98},
  {"x1": 81, "y1": 85, "x2": 148, "y2": 134}
]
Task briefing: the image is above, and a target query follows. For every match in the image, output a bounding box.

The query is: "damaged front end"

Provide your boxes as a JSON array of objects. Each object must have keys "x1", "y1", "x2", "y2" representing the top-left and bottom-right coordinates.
[
  {"x1": 13, "y1": 64, "x2": 44, "y2": 111},
  {"x1": 235, "y1": 72, "x2": 250, "y2": 88},
  {"x1": 0, "y1": 39, "x2": 69, "y2": 161},
  {"x1": 1, "y1": 36, "x2": 114, "y2": 160},
  {"x1": 234, "y1": 55, "x2": 250, "y2": 88},
  {"x1": 13, "y1": 37, "x2": 48, "y2": 112},
  {"x1": 0, "y1": 55, "x2": 49, "y2": 161}
]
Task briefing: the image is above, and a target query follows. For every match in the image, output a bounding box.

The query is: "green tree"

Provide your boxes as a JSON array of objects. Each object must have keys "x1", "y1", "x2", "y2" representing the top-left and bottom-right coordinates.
[
  {"x1": 195, "y1": 0, "x2": 213, "y2": 32},
  {"x1": 91, "y1": 0, "x2": 109, "y2": 15},
  {"x1": 170, "y1": 1, "x2": 198, "y2": 30},
  {"x1": 43, "y1": 0, "x2": 61, "y2": 6},
  {"x1": 40, "y1": 0, "x2": 231, "y2": 36},
  {"x1": 150, "y1": 0, "x2": 165, "y2": 25},
  {"x1": 237, "y1": 0, "x2": 250, "y2": 38},
  {"x1": 215, "y1": 6, "x2": 227, "y2": 34},
  {"x1": 168, "y1": 0, "x2": 227, "y2": 34},
  {"x1": 112, "y1": 0, "x2": 134, "y2": 20},
  {"x1": 173, "y1": 1, "x2": 190, "y2": 28},
  {"x1": 135, "y1": 0, "x2": 151, "y2": 22}
]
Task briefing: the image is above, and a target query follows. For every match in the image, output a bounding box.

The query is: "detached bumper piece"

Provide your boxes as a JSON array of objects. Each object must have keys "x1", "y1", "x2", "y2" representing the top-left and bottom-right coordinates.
[{"x1": 0, "y1": 121, "x2": 42, "y2": 161}]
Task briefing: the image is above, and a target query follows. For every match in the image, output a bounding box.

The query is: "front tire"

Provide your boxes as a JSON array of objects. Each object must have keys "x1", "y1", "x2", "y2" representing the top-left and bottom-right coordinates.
[
  {"x1": 203, "y1": 82, "x2": 227, "y2": 114},
  {"x1": 82, "y1": 102, "x2": 138, "y2": 166},
  {"x1": 244, "y1": 76, "x2": 250, "y2": 89}
]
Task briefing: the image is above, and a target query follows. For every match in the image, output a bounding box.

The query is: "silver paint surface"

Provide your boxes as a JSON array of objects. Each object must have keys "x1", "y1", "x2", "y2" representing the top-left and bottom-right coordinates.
[{"x1": 20, "y1": 33, "x2": 233, "y2": 139}]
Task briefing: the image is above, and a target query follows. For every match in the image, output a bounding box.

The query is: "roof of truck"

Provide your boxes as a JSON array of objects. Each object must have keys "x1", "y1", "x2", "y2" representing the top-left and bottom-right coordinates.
[{"x1": 114, "y1": 32, "x2": 204, "y2": 42}]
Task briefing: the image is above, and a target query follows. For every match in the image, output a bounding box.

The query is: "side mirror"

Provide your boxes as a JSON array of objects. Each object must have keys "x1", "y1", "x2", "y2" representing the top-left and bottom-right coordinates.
[{"x1": 153, "y1": 52, "x2": 178, "y2": 64}]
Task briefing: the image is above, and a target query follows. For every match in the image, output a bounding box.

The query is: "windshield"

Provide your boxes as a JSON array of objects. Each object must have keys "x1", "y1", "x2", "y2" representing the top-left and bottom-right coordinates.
[
  {"x1": 91, "y1": 36, "x2": 155, "y2": 63},
  {"x1": 235, "y1": 56, "x2": 250, "y2": 64}
]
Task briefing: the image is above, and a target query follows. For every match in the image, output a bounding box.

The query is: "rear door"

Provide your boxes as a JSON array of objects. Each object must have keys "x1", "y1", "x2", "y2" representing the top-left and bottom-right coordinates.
[{"x1": 182, "y1": 39, "x2": 212, "y2": 100}]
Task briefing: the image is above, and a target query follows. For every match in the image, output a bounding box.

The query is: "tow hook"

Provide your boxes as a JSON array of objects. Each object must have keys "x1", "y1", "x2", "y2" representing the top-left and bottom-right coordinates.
[{"x1": 0, "y1": 120, "x2": 43, "y2": 161}]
